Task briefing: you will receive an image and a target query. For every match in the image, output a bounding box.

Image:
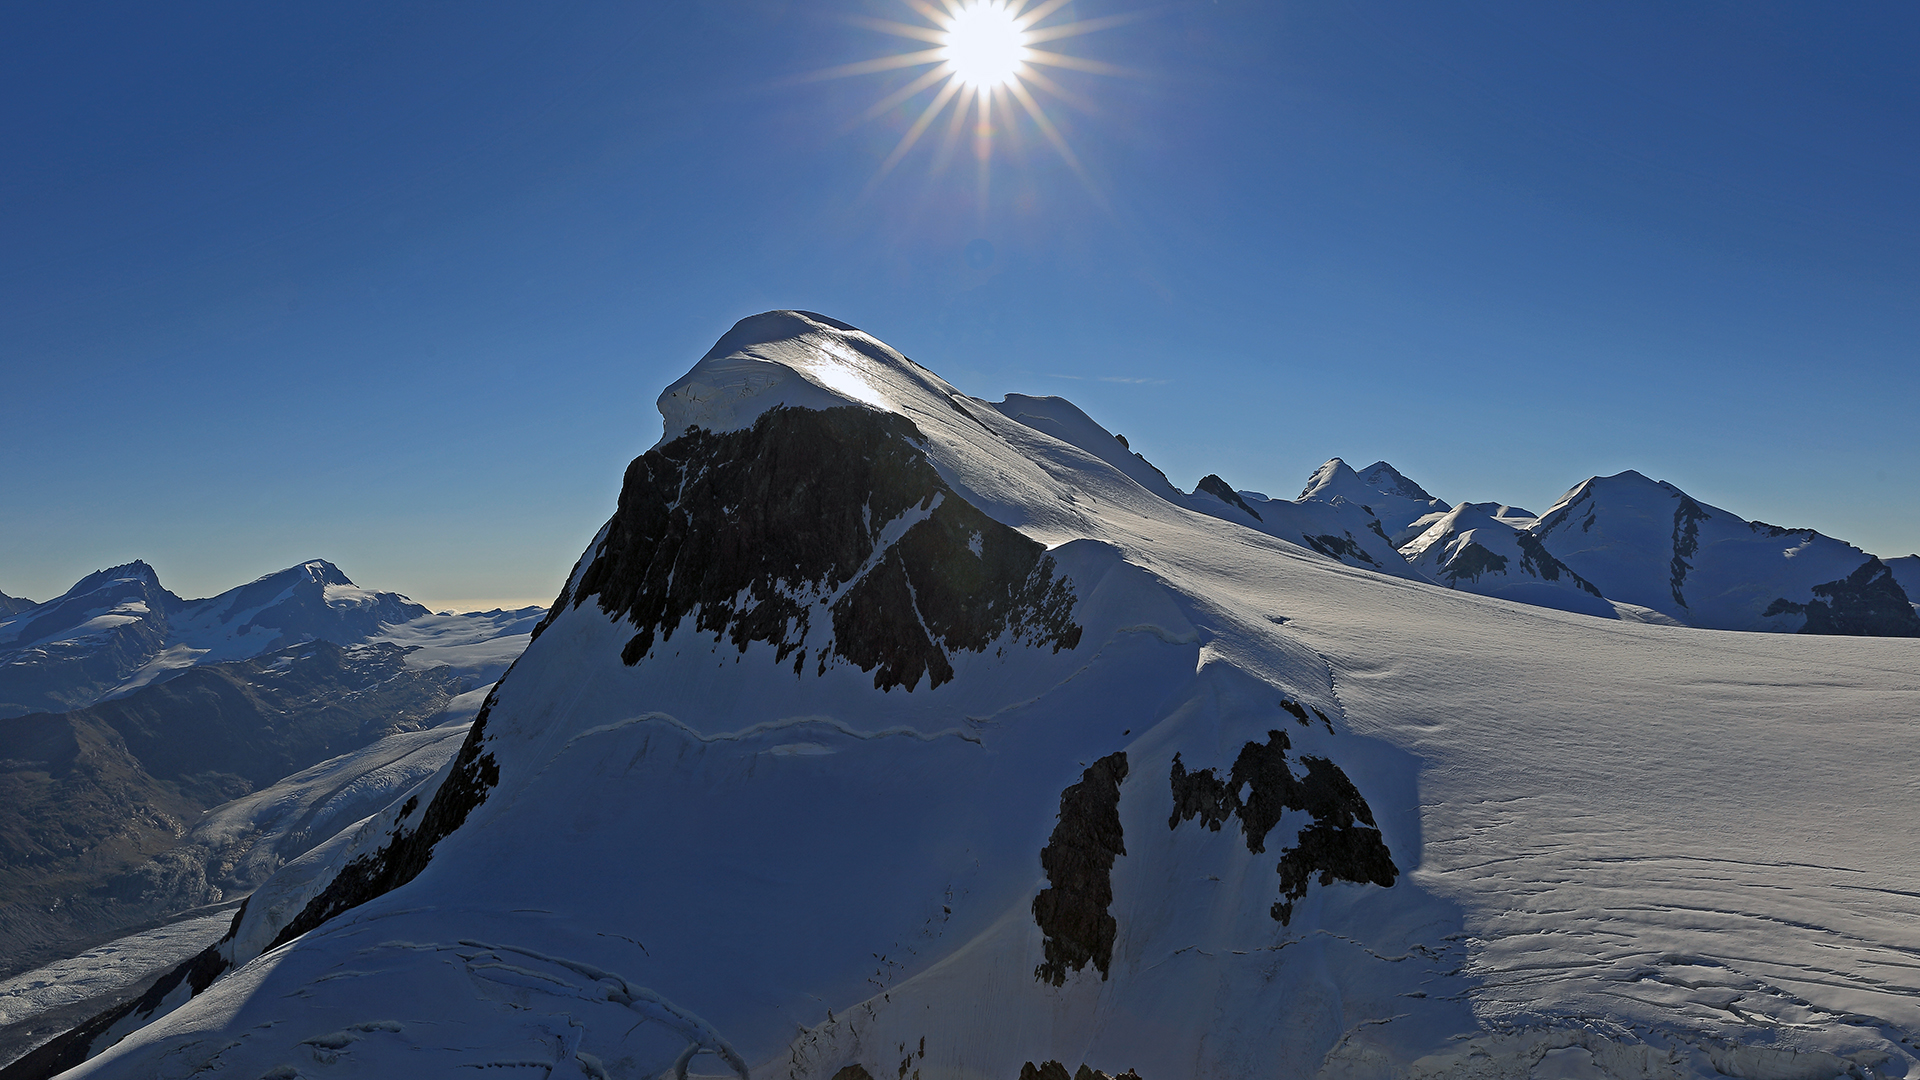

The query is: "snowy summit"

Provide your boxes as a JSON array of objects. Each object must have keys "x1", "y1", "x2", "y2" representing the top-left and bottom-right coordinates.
[{"x1": 35, "y1": 312, "x2": 1920, "y2": 1080}]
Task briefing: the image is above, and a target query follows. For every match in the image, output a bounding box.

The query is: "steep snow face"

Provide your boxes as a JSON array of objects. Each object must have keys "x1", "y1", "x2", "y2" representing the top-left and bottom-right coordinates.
[
  {"x1": 1533, "y1": 472, "x2": 1920, "y2": 634},
  {"x1": 989, "y1": 394, "x2": 1187, "y2": 505},
  {"x1": 68, "y1": 314, "x2": 1920, "y2": 1080},
  {"x1": 1357, "y1": 460, "x2": 1439, "y2": 503}
]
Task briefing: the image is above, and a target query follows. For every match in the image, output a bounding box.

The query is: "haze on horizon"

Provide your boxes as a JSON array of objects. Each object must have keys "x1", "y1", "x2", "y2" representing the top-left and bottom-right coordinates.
[{"x1": 3, "y1": 1, "x2": 1916, "y2": 610}]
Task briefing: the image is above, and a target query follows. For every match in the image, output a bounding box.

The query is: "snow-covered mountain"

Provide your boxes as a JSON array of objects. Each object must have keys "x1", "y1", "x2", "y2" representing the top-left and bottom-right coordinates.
[
  {"x1": 1300, "y1": 457, "x2": 1451, "y2": 542},
  {"x1": 1389, "y1": 472, "x2": 1919, "y2": 635},
  {"x1": 0, "y1": 592, "x2": 34, "y2": 618},
  {"x1": 0, "y1": 561, "x2": 540, "y2": 719},
  {"x1": 46, "y1": 312, "x2": 1920, "y2": 1080},
  {"x1": 1396, "y1": 501, "x2": 1626, "y2": 621},
  {"x1": 1530, "y1": 471, "x2": 1919, "y2": 633},
  {"x1": 0, "y1": 562, "x2": 542, "y2": 1003},
  {"x1": 0, "y1": 564, "x2": 179, "y2": 720},
  {"x1": 1186, "y1": 461, "x2": 1428, "y2": 580},
  {"x1": 1889, "y1": 554, "x2": 1920, "y2": 616}
]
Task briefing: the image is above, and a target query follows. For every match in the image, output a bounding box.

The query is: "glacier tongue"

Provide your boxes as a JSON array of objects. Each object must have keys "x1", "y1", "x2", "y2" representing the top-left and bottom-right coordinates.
[{"x1": 57, "y1": 313, "x2": 1920, "y2": 1080}]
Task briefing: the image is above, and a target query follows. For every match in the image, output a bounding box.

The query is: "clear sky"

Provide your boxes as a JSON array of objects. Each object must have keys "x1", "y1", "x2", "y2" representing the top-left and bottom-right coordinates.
[{"x1": 4, "y1": 1, "x2": 1916, "y2": 610}]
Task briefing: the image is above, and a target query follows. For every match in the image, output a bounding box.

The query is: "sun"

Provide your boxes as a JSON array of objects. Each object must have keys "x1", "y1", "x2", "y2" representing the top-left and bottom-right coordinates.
[
  {"x1": 808, "y1": 0, "x2": 1142, "y2": 202},
  {"x1": 943, "y1": 2, "x2": 1026, "y2": 89}
]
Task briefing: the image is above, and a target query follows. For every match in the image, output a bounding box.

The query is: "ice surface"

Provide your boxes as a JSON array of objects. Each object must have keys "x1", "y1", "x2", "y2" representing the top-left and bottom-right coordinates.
[{"x1": 0, "y1": 909, "x2": 234, "y2": 1055}]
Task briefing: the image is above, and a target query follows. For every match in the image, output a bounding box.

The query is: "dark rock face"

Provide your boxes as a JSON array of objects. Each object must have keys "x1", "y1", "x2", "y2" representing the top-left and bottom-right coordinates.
[
  {"x1": 262, "y1": 695, "x2": 500, "y2": 953},
  {"x1": 1512, "y1": 532, "x2": 1603, "y2": 597},
  {"x1": 1019, "y1": 1063, "x2": 1144, "y2": 1080},
  {"x1": 1168, "y1": 730, "x2": 1396, "y2": 924},
  {"x1": 1669, "y1": 495, "x2": 1711, "y2": 608},
  {"x1": 1763, "y1": 557, "x2": 1920, "y2": 637},
  {"x1": 1439, "y1": 542, "x2": 1510, "y2": 585},
  {"x1": 1033, "y1": 753, "x2": 1129, "y2": 986},
  {"x1": 569, "y1": 406, "x2": 1081, "y2": 691},
  {"x1": 1196, "y1": 475, "x2": 1262, "y2": 522},
  {"x1": 1302, "y1": 532, "x2": 1383, "y2": 568}
]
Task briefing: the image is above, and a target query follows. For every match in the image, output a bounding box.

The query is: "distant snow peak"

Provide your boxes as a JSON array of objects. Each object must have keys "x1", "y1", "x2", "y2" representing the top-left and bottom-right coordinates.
[
  {"x1": 1195, "y1": 474, "x2": 1261, "y2": 521},
  {"x1": 1357, "y1": 460, "x2": 1437, "y2": 503}
]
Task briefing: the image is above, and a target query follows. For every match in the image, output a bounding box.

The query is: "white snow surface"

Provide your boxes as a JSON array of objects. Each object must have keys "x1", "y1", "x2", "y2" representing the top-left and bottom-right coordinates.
[
  {"x1": 367, "y1": 606, "x2": 545, "y2": 682},
  {"x1": 0, "y1": 909, "x2": 235, "y2": 1035},
  {"x1": 76, "y1": 313, "x2": 1920, "y2": 1080},
  {"x1": 185, "y1": 717, "x2": 476, "y2": 895}
]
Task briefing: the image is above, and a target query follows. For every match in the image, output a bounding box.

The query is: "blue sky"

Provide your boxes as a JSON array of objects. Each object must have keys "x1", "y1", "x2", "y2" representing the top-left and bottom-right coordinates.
[{"x1": 4, "y1": 1, "x2": 1916, "y2": 609}]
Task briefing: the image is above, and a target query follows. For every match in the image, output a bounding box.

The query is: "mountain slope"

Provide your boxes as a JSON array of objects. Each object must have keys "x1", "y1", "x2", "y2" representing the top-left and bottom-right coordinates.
[
  {"x1": 41, "y1": 313, "x2": 1920, "y2": 1080},
  {"x1": 0, "y1": 564, "x2": 179, "y2": 719},
  {"x1": 0, "y1": 642, "x2": 466, "y2": 981},
  {"x1": 1186, "y1": 460, "x2": 1432, "y2": 581},
  {"x1": 0, "y1": 592, "x2": 34, "y2": 618},
  {"x1": 1532, "y1": 471, "x2": 1920, "y2": 633},
  {"x1": 1300, "y1": 456, "x2": 1450, "y2": 540},
  {"x1": 0, "y1": 561, "x2": 438, "y2": 719},
  {"x1": 1398, "y1": 502, "x2": 1616, "y2": 618},
  {"x1": 1882, "y1": 554, "x2": 1920, "y2": 616}
]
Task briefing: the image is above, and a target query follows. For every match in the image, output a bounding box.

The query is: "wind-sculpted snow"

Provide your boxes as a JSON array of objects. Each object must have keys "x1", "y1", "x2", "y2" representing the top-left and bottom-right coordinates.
[{"x1": 565, "y1": 404, "x2": 1082, "y2": 691}]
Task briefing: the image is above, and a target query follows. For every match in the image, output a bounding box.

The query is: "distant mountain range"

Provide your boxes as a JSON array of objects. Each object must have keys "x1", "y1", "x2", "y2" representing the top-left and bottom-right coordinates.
[
  {"x1": 1188, "y1": 459, "x2": 1918, "y2": 635},
  {"x1": 0, "y1": 562, "x2": 542, "y2": 986}
]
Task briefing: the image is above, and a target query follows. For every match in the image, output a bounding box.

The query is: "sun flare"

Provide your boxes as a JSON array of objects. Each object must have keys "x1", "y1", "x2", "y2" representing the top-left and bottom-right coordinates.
[
  {"x1": 813, "y1": 0, "x2": 1143, "y2": 203},
  {"x1": 943, "y1": 2, "x2": 1026, "y2": 89}
]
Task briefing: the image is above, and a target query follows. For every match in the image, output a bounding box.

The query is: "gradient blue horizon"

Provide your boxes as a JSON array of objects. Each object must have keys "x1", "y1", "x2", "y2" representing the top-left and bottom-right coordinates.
[{"x1": 4, "y1": 1, "x2": 1916, "y2": 609}]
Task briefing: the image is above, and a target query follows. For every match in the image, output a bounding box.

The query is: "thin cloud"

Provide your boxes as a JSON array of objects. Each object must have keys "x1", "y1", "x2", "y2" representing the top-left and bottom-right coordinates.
[{"x1": 1041, "y1": 372, "x2": 1170, "y2": 385}]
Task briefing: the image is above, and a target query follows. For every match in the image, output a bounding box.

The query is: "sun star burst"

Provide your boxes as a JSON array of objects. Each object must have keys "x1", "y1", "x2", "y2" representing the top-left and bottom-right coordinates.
[{"x1": 815, "y1": 0, "x2": 1143, "y2": 203}]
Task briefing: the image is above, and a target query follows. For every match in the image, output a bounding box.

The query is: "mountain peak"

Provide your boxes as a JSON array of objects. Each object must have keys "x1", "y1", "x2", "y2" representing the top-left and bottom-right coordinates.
[
  {"x1": 657, "y1": 310, "x2": 937, "y2": 444},
  {"x1": 1298, "y1": 457, "x2": 1362, "y2": 502},
  {"x1": 59, "y1": 559, "x2": 165, "y2": 599},
  {"x1": 296, "y1": 559, "x2": 354, "y2": 587},
  {"x1": 1358, "y1": 461, "x2": 1437, "y2": 503}
]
